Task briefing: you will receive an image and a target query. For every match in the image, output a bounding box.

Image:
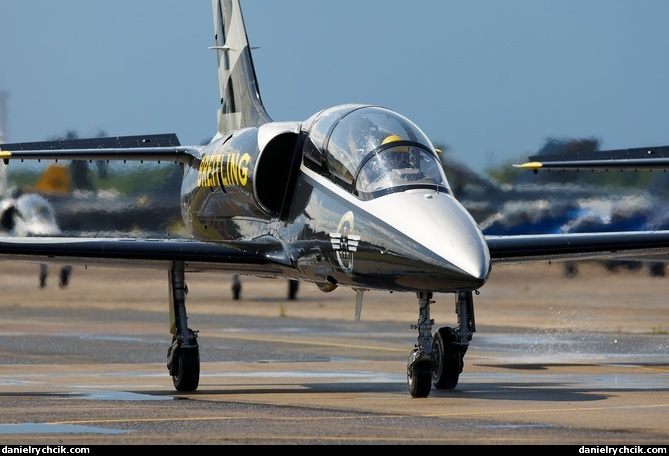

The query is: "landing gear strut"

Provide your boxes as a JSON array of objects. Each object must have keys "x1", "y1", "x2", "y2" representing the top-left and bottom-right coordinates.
[
  {"x1": 166, "y1": 261, "x2": 200, "y2": 391},
  {"x1": 407, "y1": 290, "x2": 475, "y2": 398}
]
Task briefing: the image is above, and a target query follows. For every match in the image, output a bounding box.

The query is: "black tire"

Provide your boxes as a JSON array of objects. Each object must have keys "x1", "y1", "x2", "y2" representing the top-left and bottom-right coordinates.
[
  {"x1": 563, "y1": 262, "x2": 578, "y2": 278},
  {"x1": 59, "y1": 266, "x2": 72, "y2": 288},
  {"x1": 432, "y1": 327, "x2": 462, "y2": 390},
  {"x1": 408, "y1": 360, "x2": 432, "y2": 398},
  {"x1": 172, "y1": 347, "x2": 200, "y2": 392},
  {"x1": 649, "y1": 263, "x2": 666, "y2": 277},
  {"x1": 605, "y1": 261, "x2": 621, "y2": 272},
  {"x1": 39, "y1": 265, "x2": 47, "y2": 288},
  {"x1": 288, "y1": 280, "x2": 299, "y2": 300}
]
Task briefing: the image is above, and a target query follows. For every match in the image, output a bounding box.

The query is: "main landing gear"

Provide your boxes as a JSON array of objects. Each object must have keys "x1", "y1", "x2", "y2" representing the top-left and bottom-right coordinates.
[
  {"x1": 407, "y1": 291, "x2": 475, "y2": 398},
  {"x1": 166, "y1": 261, "x2": 200, "y2": 391}
]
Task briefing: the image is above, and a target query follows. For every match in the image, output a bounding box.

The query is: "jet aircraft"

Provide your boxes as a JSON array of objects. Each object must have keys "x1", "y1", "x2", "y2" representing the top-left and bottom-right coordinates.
[{"x1": 2, "y1": 0, "x2": 669, "y2": 398}]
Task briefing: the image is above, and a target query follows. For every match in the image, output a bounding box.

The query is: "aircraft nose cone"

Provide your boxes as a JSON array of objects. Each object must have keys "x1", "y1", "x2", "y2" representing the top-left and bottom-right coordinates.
[
  {"x1": 446, "y1": 244, "x2": 489, "y2": 287},
  {"x1": 426, "y1": 215, "x2": 490, "y2": 290},
  {"x1": 367, "y1": 190, "x2": 491, "y2": 291}
]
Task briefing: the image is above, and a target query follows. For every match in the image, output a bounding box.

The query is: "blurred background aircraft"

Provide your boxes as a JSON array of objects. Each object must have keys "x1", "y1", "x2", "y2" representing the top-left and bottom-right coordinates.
[{"x1": 0, "y1": 162, "x2": 72, "y2": 287}]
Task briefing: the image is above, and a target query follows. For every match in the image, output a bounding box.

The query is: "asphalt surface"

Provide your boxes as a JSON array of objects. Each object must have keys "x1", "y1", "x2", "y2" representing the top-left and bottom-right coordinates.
[{"x1": 0, "y1": 261, "x2": 667, "y2": 445}]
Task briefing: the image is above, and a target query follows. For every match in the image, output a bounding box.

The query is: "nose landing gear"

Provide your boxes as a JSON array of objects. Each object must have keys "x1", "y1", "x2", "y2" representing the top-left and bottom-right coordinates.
[{"x1": 407, "y1": 291, "x2": 475, "y2": 397}]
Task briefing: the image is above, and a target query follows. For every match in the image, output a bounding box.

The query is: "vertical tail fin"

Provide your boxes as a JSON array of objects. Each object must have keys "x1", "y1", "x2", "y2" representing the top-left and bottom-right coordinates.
[{"x1": 211, "y1": 0, "x2": 272, "y2": 136}]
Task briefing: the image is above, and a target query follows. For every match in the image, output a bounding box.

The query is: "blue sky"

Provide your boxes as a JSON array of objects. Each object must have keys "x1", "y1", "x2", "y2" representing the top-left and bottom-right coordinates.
[{"x1": 1, "y1": 1, "x2": 669, "y2": 172}]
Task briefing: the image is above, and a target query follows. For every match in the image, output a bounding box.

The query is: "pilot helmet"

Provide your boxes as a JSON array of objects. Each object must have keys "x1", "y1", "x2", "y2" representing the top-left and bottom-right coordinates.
[
  {"x1": 382, "y1": 134, "x2": 403, "y2": 145},
  {"x1": 382, "y1": 134, "x2": 417, "y2": 168}
]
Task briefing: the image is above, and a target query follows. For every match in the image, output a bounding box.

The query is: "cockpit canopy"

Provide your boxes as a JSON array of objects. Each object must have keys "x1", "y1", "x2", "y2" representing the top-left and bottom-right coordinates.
[{"x1": 302, "y1": 104, "x2": 451, "y2": 199}]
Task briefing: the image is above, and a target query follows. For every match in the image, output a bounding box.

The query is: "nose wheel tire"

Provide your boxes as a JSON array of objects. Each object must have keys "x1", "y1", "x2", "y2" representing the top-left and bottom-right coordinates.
[
  {"x1": 408, "y1": 359, "x2": 432, "y2": 398},
  {"x1": 432, "y1": 326, "x2": 463, "y2": 390}
]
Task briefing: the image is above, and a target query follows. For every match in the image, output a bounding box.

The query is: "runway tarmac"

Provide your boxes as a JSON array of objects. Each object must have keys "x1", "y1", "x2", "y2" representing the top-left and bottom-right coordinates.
[{"x1": 0, "y1": 261, "x2": 667, "y2": 445}]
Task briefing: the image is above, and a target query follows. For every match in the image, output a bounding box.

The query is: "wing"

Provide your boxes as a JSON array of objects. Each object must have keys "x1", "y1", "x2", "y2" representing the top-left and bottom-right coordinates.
[
  {"x1": 486, "y1": 231, "x2": 669, "y2": 264},
  {"x1": 513, "y1": 145, "x2": 669, "y2": 170},
  {"x1": 0, "y1": 236, "x2": 291, "y2": 276},
  {"x1": 0, "y1": 133, "x2": 198, "y2": 163}
]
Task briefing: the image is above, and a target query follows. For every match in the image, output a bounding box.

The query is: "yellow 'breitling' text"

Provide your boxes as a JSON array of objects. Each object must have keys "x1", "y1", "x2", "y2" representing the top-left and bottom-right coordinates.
[{"x1": 197, "y1": 152, "x2": 251, "y2": 187}]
